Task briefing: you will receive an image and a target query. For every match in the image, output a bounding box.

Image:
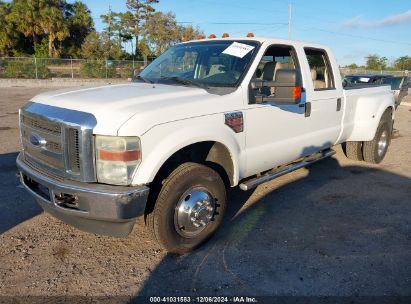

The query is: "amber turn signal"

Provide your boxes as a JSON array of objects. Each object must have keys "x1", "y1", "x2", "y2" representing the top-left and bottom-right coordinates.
[{"x1": 99, "y1": 150, "x2": 141, "y2": 162}]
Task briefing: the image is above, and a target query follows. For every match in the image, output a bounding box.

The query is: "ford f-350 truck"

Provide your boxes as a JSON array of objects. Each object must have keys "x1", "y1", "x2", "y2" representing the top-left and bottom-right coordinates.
[{"x1": 17, "y1": 37, "x2": 395, "y2": 253}]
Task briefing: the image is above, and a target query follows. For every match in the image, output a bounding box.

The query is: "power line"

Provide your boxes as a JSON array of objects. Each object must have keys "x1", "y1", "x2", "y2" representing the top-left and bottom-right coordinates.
[
  {"x1": 303, "y1": 26, "x2": 411, "y2": 46},
  {"x1": 230, "y1": 24, "x2": 288, "y2": 35},
  {"x1": 176, "y1": 22, "x2": 288, "y2": 25},
  {"x1": 92, "y1": 3, "x2": 410, "y2": 47},
  {"x1": 92, "y1": 14, "x2": 288, "y2": 26}
]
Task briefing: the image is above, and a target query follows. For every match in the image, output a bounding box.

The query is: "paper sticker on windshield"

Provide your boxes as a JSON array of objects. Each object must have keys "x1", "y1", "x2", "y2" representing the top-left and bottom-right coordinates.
[{"x1": 222, "y1": 42, "x2": 255, "y2": 58}]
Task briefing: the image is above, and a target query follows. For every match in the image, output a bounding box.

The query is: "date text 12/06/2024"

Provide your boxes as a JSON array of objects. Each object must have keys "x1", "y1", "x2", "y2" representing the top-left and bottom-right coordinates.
[{"x1": 149, "y1": 296, "x2": 258, "y2": 303}]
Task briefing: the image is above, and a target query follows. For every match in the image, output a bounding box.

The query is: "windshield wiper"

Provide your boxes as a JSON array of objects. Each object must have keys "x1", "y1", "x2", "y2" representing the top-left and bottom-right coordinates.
[
  {"x1": 135, "y1": 75, "x2": 154, "y2": 84},
  {"x1": 160, "y1": 76, "x2": 209, "y2": 90}
]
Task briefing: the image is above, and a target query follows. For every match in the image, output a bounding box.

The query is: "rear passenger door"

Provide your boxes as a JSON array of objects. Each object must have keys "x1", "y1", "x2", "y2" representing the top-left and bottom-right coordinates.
[{"x1": 303, "y1": 48, "x2": 343, "y2": 148}]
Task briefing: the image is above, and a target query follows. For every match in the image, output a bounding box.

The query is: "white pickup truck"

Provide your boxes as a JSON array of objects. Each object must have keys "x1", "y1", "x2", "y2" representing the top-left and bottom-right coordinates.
[{"x1": 17, "y1": 37, "x2": 395, "y2": 253}]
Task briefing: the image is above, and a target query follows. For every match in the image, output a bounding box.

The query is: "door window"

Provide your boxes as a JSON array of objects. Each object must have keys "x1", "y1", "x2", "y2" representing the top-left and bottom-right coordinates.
[
  {"x1": 304, "y1": 48, "x2": 335, "y2": 91},
  {"x1": 253, "y1": 45, "x2": 299, "y2": 97}
]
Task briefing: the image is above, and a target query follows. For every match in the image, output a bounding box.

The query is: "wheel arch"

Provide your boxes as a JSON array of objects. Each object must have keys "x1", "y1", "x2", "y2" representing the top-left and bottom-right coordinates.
[
  {"x1": 157, "y1": 141, "x2": 235, "y2": 186},
  {"x1": 346, "y1": 104, "x2": 395, "y2": 142},
  {"x1": 134, "y1": 137, "x2": 240, "y2": 188}
]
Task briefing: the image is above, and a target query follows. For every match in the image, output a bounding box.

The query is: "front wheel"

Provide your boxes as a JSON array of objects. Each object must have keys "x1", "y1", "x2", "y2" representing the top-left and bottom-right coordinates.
[{"x1": 146, "y1": 162, "x2": 226, "y2": 254}]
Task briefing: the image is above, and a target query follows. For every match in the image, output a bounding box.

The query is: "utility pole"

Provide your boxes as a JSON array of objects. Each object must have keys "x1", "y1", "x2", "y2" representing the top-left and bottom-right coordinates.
[{"x1": 288, "y1": 2, "x2": 292, "y2": 39}]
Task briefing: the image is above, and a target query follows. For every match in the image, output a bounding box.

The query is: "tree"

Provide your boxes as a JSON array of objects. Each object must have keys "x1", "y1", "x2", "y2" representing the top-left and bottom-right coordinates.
[
  {"x1": 81, "y1": 31, "x2": 123, "y2": 60},
  {"x1": 81, "y1": 32, "x2": 102, "y2": 59},
  {"x1": 6, "y1": 0, "x2": 43, "y2": 46},
  {"x1": 143, "y1": 11, "x2": 179, "y2": 55},
  {"x1": 100, "y1": 11, "x2": 132, "y2": 57},
  {"x1": 100, "y1": 9, "x2": 117, "y2": 48},
  {"x1": 143, "y1": 12, "x2": 204, "y2": 55},
  {"x1": 2, "y1": 0, "x2": 92, "y2": 58},
  {"x1": 394, "y1": 56, "x2": 411, "y2": 71},
  {"x1": 62, "y1": 1, "x2": 94, "y2": 58},
  {"x1": 125, "y1": 0, "x2": 159, "y2": 55},
  {"x1": 0, "y1": 1, "x2": 23, "y2": 56},
  {"x1": 1, "y1": 0, "x2": 206, "y2": 59},
  {"x1": 136, "y1": 39, "x2": 152, "y2": 59},
  {"x1": 33, "y1": 38, "x2": 50, "y2": 58},
  {"x1": 116, "y1": 12, "x2": 134, "y2": 50},
  {"x1": 366, "y1": 54, "x2": 387, "y2": 70},
  {"x1": 346, "y1": 63, "x2": 358, "y2": 69},
  {"x1": 178, "y1": 24, "x2": 203, "y2": 42},
  {"x1": 37, "y1": 0, "x2": 69, "y2": 57}
]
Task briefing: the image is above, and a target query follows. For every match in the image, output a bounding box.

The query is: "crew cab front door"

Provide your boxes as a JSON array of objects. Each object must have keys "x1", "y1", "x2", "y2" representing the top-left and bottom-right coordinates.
[
  {"x1": 244, "y1": 44, "x2": 309, "y2": 176},
  {"x1": 244, "y1": 45, "x2": 343, "y2": 177}
]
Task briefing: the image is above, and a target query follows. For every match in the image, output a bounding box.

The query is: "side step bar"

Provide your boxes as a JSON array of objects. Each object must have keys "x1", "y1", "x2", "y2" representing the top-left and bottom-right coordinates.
[{"x1": 239, "y1": 149, "x2": 336, "y2": 191}]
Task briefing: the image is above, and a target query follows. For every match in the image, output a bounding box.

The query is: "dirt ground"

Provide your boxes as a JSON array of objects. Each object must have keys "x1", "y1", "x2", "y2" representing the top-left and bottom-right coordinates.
[{"x1": 0, "y1": 87, "x2": 410, "y2": 300}]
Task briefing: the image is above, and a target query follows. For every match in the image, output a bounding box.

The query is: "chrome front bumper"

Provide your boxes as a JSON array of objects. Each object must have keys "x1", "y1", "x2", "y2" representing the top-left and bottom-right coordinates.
[{"x1": 16, "y1": 153, "x2": 149, "y2": 237}]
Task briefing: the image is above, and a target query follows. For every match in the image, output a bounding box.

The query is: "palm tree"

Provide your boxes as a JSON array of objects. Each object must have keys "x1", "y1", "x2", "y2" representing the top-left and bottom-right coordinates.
[
  {"x1": 38, "y1": 0, "x2": 69, "y2": 57},
  {"x1": 6, "y1": 0, "x2": 42, "y2": 45}
]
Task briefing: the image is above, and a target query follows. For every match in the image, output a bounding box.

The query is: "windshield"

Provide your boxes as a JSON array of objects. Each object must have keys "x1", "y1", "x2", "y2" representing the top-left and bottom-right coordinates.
[{"x1": 139, "y1": 40, "x2": 260, "y2": 88}]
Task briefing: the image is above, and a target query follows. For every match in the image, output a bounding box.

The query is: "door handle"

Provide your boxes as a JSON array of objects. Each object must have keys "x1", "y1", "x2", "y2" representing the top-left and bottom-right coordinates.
[{"x1": 336, "y1": 98, "x2": 342, "y2": 111}]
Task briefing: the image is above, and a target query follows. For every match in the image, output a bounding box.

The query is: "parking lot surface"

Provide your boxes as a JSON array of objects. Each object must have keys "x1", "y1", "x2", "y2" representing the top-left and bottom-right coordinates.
[{"x1": 0, "y1": 87, "x2": 410, "y2": 298}]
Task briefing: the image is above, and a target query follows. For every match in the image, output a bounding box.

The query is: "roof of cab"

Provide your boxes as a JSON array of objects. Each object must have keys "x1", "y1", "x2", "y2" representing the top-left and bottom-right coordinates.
[{"x1": 181, "y1": 36, "x2": 329, "y2": 50}]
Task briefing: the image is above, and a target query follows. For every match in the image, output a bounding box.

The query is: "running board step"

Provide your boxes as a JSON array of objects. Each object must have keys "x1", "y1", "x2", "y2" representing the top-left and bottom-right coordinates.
[{"x1": 239, "y1": 149, "x2": 336, "y2": 191}]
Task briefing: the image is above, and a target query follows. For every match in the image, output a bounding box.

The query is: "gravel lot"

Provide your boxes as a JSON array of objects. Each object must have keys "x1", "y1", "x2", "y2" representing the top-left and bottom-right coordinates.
[{"x1": 0, "y1": 87, "x2": 410, "y2": 300}]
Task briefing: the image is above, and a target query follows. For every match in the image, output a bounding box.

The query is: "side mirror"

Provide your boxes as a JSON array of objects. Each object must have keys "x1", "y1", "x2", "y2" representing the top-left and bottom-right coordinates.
[
  {"x1": 133, "y1": 66, "x2": 146, "y2": 77},
  {"x1": 250, "y1": 69, "x2": 302, "y2": 105},
  {"x1": 342, "y1": 79, "x2": 348, "y2": 88}
]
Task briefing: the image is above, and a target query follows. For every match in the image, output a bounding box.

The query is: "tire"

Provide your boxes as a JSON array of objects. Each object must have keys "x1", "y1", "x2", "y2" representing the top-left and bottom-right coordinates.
[
  {"x1": 343, "y1": 141, "x2": 363, "y2": 161},
  {"x1": 146, "y1": 162, "x2": 226, "y2": 254},
  {"x1": 362, "y1": 113, "x2": 392, "y2": 164}
]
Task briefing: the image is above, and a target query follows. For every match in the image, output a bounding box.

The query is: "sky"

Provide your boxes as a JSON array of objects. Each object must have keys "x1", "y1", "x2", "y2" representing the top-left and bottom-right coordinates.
[{"x1": 85, "y1": 0, "x2": 411, "y2": 66}]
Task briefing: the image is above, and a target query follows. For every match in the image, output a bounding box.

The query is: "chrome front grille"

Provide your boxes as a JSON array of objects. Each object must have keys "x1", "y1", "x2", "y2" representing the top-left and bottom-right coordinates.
[
  {"x1": 19, "y1": 102, "x2": 97, "y2": 182},
  {"x1": 21, "y1": 113, "x2": 65, "y2": 170},
  {"x1": 24, "y1": 154, "x2": 64, "y2": 182},
  {"x1": 21, "y1": 114, "x2": 61, "y2": 136},
  {"x1": 67, "y1": 128, "x2": 80, "y2": 173},
  {"x1": 46, "y1": 141, "x2": 62, "y2": 152}
]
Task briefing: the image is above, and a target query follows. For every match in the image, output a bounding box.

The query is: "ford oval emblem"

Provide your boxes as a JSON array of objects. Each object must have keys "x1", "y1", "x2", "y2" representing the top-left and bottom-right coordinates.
[{"x1": 30, "y1": 133, "x2": 47, "y2": 148}]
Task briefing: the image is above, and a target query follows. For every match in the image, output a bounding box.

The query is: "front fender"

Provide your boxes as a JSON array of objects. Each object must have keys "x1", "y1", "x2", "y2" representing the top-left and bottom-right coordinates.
[{"x1": 131, "y1": 115, "x2": 245, "y2": 186}]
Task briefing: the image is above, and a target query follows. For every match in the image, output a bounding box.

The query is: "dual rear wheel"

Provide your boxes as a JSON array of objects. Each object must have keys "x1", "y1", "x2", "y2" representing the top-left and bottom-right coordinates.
[{"x1": 344, "y1": 111, "x2": 392, "y2": 164}]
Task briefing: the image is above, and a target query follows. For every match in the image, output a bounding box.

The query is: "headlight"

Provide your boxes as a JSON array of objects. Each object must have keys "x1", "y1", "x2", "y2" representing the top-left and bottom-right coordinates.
[{"x1": 95, "y1": 135, "x2": 141, "y2": 185}]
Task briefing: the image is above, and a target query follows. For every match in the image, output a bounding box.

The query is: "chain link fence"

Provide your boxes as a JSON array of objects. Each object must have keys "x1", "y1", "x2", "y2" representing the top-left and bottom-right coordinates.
[
  {"x1": 0, "y1": 57, "x2": 149, "y2": 79},
  {"x1": 0, "y1": 57, "x2": 409, "y2": 80},
  {"x1": 340, "y1": 68, "x2": 409, "y2": 77}
]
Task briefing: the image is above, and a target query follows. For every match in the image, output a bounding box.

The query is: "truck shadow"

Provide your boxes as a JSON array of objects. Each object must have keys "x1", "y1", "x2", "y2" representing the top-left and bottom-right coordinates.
[
  {"x1": 134, "y1": 154, "x2": 411, "y2": 297},
  {"x1": 0, "y1": 152, "x2": 42, "y2": 234}
]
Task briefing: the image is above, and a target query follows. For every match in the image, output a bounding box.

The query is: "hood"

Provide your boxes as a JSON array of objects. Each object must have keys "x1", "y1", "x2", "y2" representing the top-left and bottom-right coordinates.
[{"x1": 30, "y1": 82, "x2": 238, "y2": 135}]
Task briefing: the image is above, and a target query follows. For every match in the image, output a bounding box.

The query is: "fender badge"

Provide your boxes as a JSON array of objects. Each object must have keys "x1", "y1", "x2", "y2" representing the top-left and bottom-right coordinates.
[{"x1": 225, "y1": 112, "x2": 243, "y2": 133}]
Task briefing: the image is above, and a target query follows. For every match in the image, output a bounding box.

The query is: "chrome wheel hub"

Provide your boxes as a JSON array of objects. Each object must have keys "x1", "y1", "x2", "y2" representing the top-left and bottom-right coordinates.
[
  {"x1": 378, "y1": 130, "x2": 388, "y2": 157},
  {"x1": 174, "y1": 187, "x2": 216, "y2": 237}
]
